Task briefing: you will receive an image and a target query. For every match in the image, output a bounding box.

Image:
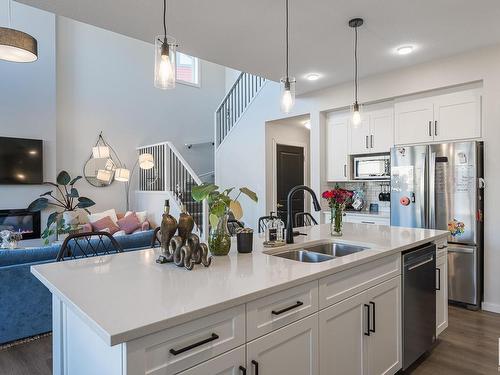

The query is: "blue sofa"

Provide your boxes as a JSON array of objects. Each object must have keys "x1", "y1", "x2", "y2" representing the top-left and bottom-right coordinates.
[{"x1": 0, "y1": 230, "x2": 154, "y2": 345}]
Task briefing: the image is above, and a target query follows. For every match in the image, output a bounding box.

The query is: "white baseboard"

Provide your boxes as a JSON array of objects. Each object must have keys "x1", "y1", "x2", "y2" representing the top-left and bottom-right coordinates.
[{"x1": 482, "y1": 301, "x2": 500, "y2": 314}]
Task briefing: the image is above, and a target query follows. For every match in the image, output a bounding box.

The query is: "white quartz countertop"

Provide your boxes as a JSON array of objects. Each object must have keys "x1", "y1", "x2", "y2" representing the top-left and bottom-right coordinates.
[
  {"x1": 31, "y1": 224, "x2": 447, "y2": 346},
  {"x1": 323, "y1": 210, "x2": 390, "y2": 218}
]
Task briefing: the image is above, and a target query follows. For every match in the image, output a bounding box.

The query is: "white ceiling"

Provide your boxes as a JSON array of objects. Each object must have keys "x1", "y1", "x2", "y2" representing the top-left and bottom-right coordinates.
[{"x1": 17, "y1": 0, "x2": 500, "y2": 94}]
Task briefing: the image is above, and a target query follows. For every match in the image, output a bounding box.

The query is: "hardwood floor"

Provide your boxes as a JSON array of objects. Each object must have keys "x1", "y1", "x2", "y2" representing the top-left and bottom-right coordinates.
[{"x1": 0, "y1": 306, "x2": 498, "y2": 374}]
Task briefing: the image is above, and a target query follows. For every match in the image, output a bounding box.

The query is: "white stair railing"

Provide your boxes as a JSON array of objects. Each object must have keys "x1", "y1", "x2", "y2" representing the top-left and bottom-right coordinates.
[
  {"x1": 215, "y1": 72, "x2": 266, "y2": 147},
  {"x1": 137, "y1": 142, "x2": 208, "y2": 238}
]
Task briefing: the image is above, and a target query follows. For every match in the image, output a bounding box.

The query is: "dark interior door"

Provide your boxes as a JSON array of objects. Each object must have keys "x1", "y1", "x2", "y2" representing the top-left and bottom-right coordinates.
[{"x1": 276, "y1": 144, "x2": 304, "y2": 226}]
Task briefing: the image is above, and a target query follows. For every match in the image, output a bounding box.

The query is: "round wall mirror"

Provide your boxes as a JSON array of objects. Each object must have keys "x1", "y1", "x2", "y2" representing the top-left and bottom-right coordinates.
[{"x1": 83, "y1": 156, "x2": 116, "y2": 187}]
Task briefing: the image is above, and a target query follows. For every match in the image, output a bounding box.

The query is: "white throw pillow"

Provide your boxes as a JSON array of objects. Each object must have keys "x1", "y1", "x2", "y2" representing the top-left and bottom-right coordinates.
[
  {"x1": 88, "y1": 209, "x2": 118, "y2": 224},
  {"x1": 113, "y1": 230, "x2": 126, "y2": 237},
  {"x1": 125, "y1": 210, "x2": 147, "y2": 224}
]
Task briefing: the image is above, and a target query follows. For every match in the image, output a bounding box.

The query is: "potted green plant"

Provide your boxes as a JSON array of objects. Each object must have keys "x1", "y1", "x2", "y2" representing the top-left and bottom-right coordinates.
[
  {"x1": 28, "y1": 171, "x2": 96, "y2": 244},
  {"x1": 192, "y1": 183, "x2": 258, "y2": 255}
]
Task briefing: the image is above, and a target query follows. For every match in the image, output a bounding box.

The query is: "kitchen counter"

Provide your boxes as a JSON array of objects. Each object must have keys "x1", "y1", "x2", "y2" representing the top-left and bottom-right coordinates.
[{"x1": 31, "y1": 223, "x2": 447, "y2": 347}]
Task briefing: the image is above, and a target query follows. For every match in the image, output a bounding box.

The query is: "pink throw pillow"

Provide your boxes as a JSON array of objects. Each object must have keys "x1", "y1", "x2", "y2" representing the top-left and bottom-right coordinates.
[
  {"x1": 91, "y1": 216, "x2": 120, "y2": 234},
  {"x1": 116, "y1": 212, "x2": 141, "y2": 235}
]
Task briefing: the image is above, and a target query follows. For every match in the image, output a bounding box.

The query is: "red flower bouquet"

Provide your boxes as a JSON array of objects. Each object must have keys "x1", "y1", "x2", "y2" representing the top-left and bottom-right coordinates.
[{"x1": 322, "y1": 187, "x2": 353, "y2": 236}]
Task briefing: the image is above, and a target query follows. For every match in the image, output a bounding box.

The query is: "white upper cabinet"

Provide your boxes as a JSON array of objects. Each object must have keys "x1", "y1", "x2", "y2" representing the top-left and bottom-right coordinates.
[
  {"x1": 434, "y1": 90, "x2": 481, "y2": 142},
  {"x1": 395, "y1": 89, "x2": 481, "y2": 145},
  {"x1": 326, "y1": 115, "x2": 349, "y2": 181},
  {"x1": 349, "y1": 108, "x2": 394, "y2": 155}
]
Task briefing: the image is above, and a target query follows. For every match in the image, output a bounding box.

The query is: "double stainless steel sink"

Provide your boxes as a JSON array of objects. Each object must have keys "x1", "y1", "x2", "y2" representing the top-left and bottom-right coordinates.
[{"x1": 272, "y1": 242, "x2": 369, "y2": 263}]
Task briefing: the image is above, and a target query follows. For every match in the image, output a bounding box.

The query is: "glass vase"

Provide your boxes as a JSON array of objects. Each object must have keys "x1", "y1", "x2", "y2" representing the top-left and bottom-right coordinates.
[
  {"x1": 330, "y1": 206, "x2": 343, "y2": 237},
  {"x1": 208, "y1": 213, "x2": 231, "y2": 256}
]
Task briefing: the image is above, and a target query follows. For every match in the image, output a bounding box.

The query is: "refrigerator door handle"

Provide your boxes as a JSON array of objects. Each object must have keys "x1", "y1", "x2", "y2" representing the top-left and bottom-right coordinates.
[
  {"x1": 429, "y1": 152, "x2": 436, "y2": 229},
  {"x1": 421, "y1": 150, "x2": 428, "y2": 228}
]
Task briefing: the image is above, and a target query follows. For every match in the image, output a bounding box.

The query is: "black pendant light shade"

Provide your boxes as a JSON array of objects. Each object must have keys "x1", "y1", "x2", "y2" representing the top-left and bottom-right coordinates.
[{"x1": 0, "y1": 26, "x2": 38, "y2": 63}]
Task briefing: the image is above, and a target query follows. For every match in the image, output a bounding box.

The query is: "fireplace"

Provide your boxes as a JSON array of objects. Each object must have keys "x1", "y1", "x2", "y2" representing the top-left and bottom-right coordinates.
[{"x1": 0, "y1": 209, "x2": 41, "y2": 240}]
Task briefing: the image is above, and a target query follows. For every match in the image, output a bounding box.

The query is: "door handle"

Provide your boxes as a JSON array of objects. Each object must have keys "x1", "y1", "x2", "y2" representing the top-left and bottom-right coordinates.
[
  {"x1": 239, "y1": 366, "x2": 247, "y2": 375},
  {"x1": 361, "y1": 221, "x2": 376, "y2": 224},
  {"x1": 366, "y1": 135, "x2": 369, "y2": 149},
  {"x1": 344, "y1": 164, "x2": 347, "y2": 178},
  {"x1": 169, "y1": 333, "x2": 219, "y2": 355},
  {"x1": 434, "y1": 120, "x2": 438, "y2": 136},
  {"x1": 251, "y1": 360, "x2": 259, "y2": 375},
  {"x1": 271, "y1": 301, "x2": 304, "y2": 315},
  {"x1": 370, "y1": 135, "x2": 374, "y2": 148},
  {"x1": 436, "y1": 267, "x2": 441, "y2": 291},
  {"x1": 369, "y1": 301, "x2": 376, "y2": 333},
  {"x1": 363, "y1": 304, "x2": 371, "y2": 336},
  {"x1": 428, "y1": 121, "x2": 432, "y2": 137}
]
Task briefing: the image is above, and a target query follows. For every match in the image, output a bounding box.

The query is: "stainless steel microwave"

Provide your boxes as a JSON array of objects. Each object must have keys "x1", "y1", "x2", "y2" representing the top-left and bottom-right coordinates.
[{"x1": 353, "y1": 154, "x2": 390, "y2": 180}]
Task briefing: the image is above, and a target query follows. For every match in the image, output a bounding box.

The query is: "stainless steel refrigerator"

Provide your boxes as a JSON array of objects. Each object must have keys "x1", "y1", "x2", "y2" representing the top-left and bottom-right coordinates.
[{"x1": 391, "y1": 141, "x2": 484, "y2": 309}]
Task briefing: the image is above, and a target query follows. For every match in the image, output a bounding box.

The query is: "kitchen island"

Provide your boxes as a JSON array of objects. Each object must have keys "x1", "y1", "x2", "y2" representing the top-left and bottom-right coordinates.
[{"x1": 31, "y1": 223, "x2": 448, "y2": 375}]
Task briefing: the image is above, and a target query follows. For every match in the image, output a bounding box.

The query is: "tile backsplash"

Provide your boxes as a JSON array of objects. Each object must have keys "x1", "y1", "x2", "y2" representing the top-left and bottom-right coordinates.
[{"x1": 323, "y1": 181, "x2": 391, "y2": 213}]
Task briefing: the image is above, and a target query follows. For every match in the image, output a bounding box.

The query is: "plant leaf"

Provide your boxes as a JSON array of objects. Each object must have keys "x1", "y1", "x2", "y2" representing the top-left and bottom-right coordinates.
[
  {"x1": 239, "y1": 187, "x2": 258, "y2": 203},
  {"x1": 27, "y1": 197, "x2": 49, "y2": 212},
  {"x1": 230, "y1": 200, "x2": 243, "y2": 220},
  {"x1": 191, "y1": 183, "x2": 219, "y2": 202},
  {"x1": 222, "y1": 187, "x2": 234, "y2": 196},
  {"x1": 69, "y1": 176, "x2": 82, "y2": 185},
  {"x1": 210, "y1": 200, "x2": 226, "y2": 218},
  {"x1": 43, "y1": 182, "x2": 59, "y2": 187},
  {"x1": 209, "y1": 213, "x2": 219, "y2": 228},
  {"x1": 46, "y1": 211, "x2": 59, "y2": 228},
  {"x1": 68, "y1": 188, "x2": 79, "y2": 198},
  {"x1": 40, "y1": 190, "x2": 53, "y2": 197},
  {"x1": 76, "y1": 197, "x2": 95, "y2": 208},
  {"x1": 56, "y1": 171, "x2": 71, "y2": 185}
]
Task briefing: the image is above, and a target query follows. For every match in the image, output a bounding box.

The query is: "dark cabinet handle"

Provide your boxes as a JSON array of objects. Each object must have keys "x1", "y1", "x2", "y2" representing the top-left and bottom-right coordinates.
[
  {"x1": 369, "y1": 301, "x2": 376, "y2": 333},
  {"x1": 434, "y1": 120, "x2": 438, "y2": 136},
  {"x1": 251, "y1": 360, "x2": 259, "y2": 375},
  {"x1": 364, "y1": 304, "x2": 371, "y2": 336},
  {"x1": 169, "y1": 333, "x2": 219, "y2": 356},
  {"x1": 436, "y1": 268, "x2": 441, "y2": 291},
  {"x1": 271, "y1": 301, "x2": 304, "y2": 315},
  {"x1": 239, "y1": 366, "x2": 247, "y2": 375},
  {"x1": 428, "y1": 121, "x2": 432, "y2": 137}
]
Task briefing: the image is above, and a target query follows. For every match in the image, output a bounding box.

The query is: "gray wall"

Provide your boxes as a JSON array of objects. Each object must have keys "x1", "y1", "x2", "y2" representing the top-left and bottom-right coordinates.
[{"x1": 0, "y1": 2, "x2": 56, "y2": 246}]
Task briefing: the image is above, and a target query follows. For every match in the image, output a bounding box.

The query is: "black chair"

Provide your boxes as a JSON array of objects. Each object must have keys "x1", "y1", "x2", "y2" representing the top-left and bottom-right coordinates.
[
  {"x1": 56, "y1": 232, "x2": 123, "y2": 261},
  {"x1": 151, "y1": 227, "x2": 162, "y2": 248},
  {"x1": 294, "y1": 212, "x2": 318, "y2": 228}
]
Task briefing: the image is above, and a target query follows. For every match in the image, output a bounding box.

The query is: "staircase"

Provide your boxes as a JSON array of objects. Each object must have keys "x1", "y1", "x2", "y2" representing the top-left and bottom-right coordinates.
[
  {"x1": 215, "y1": 72, "x2": 267, "y2": 147},
  {"x1": 137, "y1": 142, "x2": 208, "y2": 237}
]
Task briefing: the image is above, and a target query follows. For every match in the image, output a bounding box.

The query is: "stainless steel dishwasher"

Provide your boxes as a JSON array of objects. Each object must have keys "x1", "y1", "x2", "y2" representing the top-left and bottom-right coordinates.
[{"x1": 402, "y1": 243, "x2": 437, "y2": 370}]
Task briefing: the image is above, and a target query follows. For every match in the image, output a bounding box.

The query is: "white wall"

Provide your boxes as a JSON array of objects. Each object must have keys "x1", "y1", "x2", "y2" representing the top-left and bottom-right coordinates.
[
  {"x1": 216, "y1": 43, "x2": 500, "y2": 313},
  {"x1": 265, "y1": 119, "x2": 310, "y2": 215},
  {"x1": 0, "y1": 1, "x2": 56, "y2": 246},
  {"x1": 56, "y1": 17, "x2": 226, "y2": 214},
  {"x1": 225, "y1": 68, "x2": 241, "y2": 93}
]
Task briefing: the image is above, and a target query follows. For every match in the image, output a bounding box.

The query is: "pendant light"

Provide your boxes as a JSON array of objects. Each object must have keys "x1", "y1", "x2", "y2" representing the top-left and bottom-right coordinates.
[
  {"x1": 349, "y1": 18, "x2": 364, "y2": 127},
  {"x1": 0, "y1": 0, "x2": 38, "y2": 63},
  {"x1": 154, "y1": 0, "x2": 177, "y2": 89},
  {"x1": 280, "y1": 0, "x2": 295, "y2": 114}
]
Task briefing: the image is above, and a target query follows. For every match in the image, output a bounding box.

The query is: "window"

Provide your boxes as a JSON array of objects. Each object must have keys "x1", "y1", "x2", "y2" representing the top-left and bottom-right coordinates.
[{"x1": 176, "y1": 52, "x2": 200, "y2": 87}]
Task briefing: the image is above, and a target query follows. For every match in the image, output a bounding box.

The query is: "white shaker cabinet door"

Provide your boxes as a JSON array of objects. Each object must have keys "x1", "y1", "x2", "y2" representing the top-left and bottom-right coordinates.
[
  {"x1": 364, "y1": 277, "x2": 402, "y2": 375},
  {"x1": 436, "y1": 253, "x2": 448, "y2": 336},
  {"x1": 326, "y1": 116, "x2": 349, "y2": 181},
  {"x1": 247, "y1": 314, "x2": 318, "y2": 375},
  {"x1": 349, "y1": 117, "x2": 371, "y2": 155},
  {"x1": 433, "y1": 89, "x2": 481, "y2": 142},
  {"x1": 319, "y1": 291, "x2": 366, "y2": 375},
  {"x1": 177, "y1": 346, "x2": 246, "y2": 375},
  {"x1": 394, "y1": 98, "x2": 434, "y2": 145},
  {"x1": 369, "y1": 109, "x2": 394, "y2": 154}
]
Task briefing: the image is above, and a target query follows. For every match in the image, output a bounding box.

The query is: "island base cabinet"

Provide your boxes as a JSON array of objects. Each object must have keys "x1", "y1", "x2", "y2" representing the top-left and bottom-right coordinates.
[
  {"x1": 246, "y1": 314, "x2": 318, "y2": 375},
  {"x1": 320, "y1": 277, "x2": 401, "y2": 375},
  {"x1": 176, "y1": 346, "x2": 246, "y2": 375},
  {"x1": 436, "y1": 251, "x2": 448, "y2": 336}
]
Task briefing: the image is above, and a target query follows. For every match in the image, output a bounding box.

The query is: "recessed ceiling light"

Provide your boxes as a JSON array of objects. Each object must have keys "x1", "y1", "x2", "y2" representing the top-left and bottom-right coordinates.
[
  {"x1": 305, "y1": 73, "x2": 320, "y2": 81},
  {"x1": 397, "y1": 45, "x2": 414, "y2": 55}
]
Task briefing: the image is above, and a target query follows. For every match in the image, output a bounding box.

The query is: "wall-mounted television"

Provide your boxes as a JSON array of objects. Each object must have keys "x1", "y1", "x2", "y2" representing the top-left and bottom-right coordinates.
[{"x1": 0, "y1": 137, "x2": 43, "y2": 184}]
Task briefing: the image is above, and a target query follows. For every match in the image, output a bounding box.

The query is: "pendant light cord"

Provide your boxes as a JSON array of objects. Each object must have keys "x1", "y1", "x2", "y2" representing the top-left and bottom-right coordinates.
[
  {"x1": 163, "y1": 0, "x2": 167, "y2": 40},
  {"x1": 285, "y1": 0, "x2": 289, "y2": 80},
  {"x1": 354, "y1": 25, "x2": 358, "y2": 103},
  {"x1": 7, "y1": 0, "x2": 12, "y2": 28}
]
